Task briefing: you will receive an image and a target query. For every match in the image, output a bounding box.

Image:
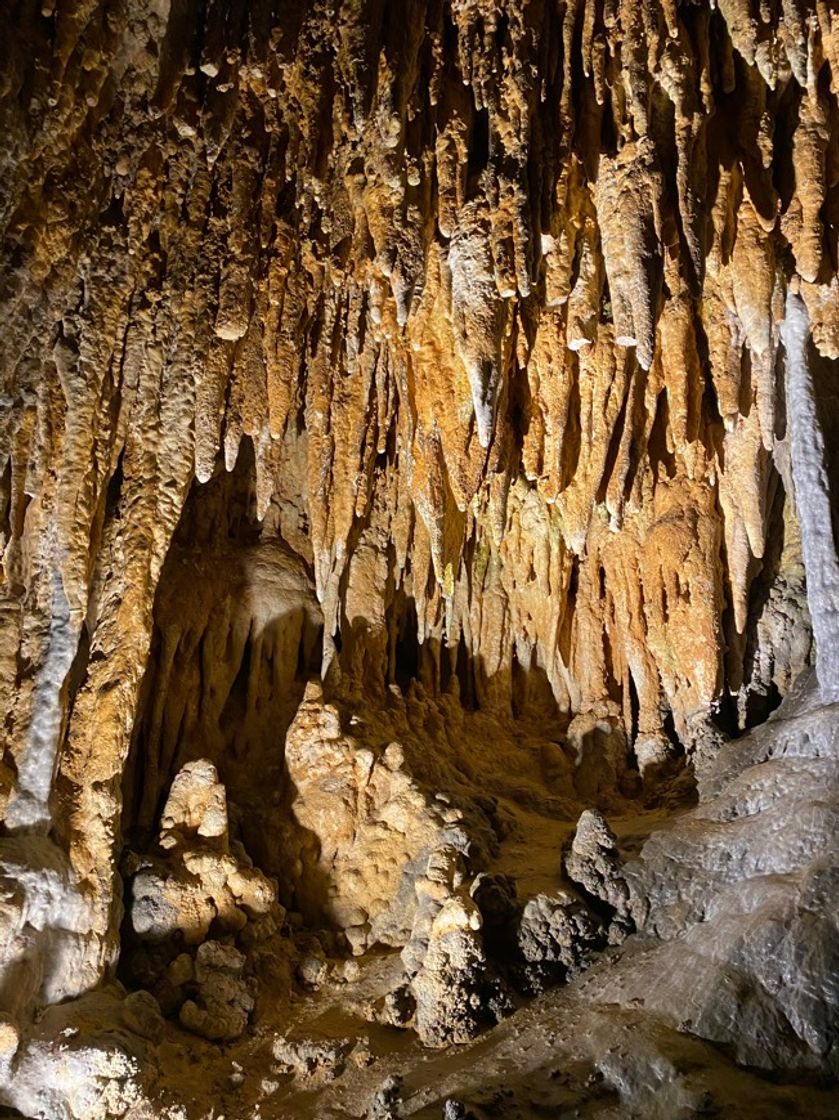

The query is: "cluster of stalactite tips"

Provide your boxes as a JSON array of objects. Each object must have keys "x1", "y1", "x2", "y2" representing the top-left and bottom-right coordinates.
[{"x1": 1, "y1": 2, "x2": 839, "y2": 1117}]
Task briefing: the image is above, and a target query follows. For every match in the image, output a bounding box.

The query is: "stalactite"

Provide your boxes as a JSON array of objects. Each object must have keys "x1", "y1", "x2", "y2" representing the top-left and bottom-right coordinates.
[
  {"x1": 780, "y1": 290, "x2": 839, "y2": 701},
  {"x1": 1, "y1": 4, "x2": 838, "y2": 1113}
]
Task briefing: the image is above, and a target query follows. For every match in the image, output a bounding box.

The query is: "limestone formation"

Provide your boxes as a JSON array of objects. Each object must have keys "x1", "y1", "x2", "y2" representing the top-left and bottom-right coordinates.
[
  {"x1": 564, "y1": 808, "x2": 632, "y2": 937},
  {"x1": 514, "y1": 890, "x2": 605, "y2": 987},
  {"x1": 0, "y1": 0, "x2": 838, "y2": 1116},
  {"x1": 123, "y1": 759, "x2": 282, "y2": 1042},
  {"x1": 271, "y1": 1033, "x2": 356, "y2": 1082},
  {"x1": 401, "y1": 846, "x2": 511, "y2": 1048},
  {"x1": 591, "y1": 670, "x2": 839, "y2": 1074},
  {"x1": 279, "y1": 682, "x2": 458, "y2": 952},
  {"x1": 367, "y1": 1074, "x2": 404, "y2": 1120}
]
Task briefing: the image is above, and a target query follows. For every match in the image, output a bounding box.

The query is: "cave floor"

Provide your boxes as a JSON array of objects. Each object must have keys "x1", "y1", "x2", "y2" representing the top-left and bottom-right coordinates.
[
  {"x1": 147, "y1": 940, "x2": 839, "y2": 1120},
  {"x1": 142, "y1": 787, "x2": 838, "y2": 1120}
]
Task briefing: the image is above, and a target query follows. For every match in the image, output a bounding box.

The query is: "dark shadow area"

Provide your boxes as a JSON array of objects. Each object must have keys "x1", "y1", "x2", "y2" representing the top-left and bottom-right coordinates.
[
  {"x1": 121, "y1": 439, "x2": 322, "y2": 865},
  {"x1": 648, "y1": 389, "x2": 677, "y2": 483},
  {"x1": 393, "y1": 601, "x2": 420, "y2": 696},
  {"x1": 467, "y1": 105, "x2": 490, "y2": 182}
]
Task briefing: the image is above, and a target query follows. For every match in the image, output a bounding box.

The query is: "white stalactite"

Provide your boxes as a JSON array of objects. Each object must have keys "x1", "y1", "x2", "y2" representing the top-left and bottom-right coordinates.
[{"x1": 781, "y1": 289, "x2": 839, "y2": 703}]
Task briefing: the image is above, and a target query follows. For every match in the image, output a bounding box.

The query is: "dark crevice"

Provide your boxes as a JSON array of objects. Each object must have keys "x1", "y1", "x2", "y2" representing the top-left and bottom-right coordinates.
[
  {"x1": 648, "y1": 390, "x2": 677, "y2": 483},
  {"x1": 393, "y1": 601, "x2": 419, "y2": 696}
]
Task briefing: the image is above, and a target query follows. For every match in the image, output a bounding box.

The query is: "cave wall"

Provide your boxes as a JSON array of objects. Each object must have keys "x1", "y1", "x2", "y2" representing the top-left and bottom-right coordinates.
[{"x1": 1, "y1": 0, "x2": 838, "y2": 1018}]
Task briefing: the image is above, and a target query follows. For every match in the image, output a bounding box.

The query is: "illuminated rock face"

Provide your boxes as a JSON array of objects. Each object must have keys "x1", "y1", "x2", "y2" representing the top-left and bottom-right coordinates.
[{"x1": 0, "y1": 1, "x2": 838, "y2": 1116}]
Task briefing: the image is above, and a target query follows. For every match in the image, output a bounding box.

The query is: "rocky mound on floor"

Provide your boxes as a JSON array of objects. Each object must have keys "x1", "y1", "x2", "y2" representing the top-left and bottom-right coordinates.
[{"x1": 122, "y1": 759, "x2": 287, "y2": 1041}]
